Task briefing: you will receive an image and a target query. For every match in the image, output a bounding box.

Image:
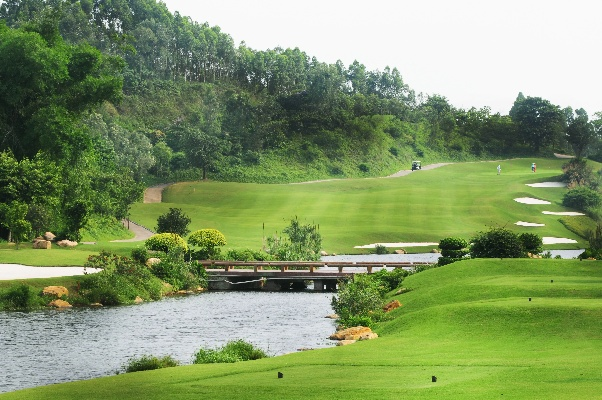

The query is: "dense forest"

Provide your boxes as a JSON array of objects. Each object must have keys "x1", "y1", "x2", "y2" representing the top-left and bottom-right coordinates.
[{"x1": 1, "y1": 0, "x2": 601, "y2": 242}]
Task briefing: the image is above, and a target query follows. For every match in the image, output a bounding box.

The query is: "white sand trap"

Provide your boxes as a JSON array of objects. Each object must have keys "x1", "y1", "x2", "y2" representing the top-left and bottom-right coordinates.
[
  {"x1": 0, "y1": 264, "x2": 101, "y2": 281},
  {"x1": 515, "y1": 221, "x2": 545, "y2": 227},
  {"x1": 354, "y1": 242, "x2": 439, "y2": 249},
  {"x1": 526, "y1": 182, "x2": 566, "y2": 188},
  {"x1": 542, "y1": 211, "x2": 585, "y2": 216},
  {"x1": 542, "y1": 237, "x2": 578, "y2": 245},
  {"x1": 514, "y1": 197, "x2": 551, "y2": 205}
]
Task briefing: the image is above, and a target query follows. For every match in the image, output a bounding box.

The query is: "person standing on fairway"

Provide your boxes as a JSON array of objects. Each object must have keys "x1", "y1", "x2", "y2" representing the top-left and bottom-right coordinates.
[{"x1": 497, "y1": 165, "x2": 501, "y2": 175}]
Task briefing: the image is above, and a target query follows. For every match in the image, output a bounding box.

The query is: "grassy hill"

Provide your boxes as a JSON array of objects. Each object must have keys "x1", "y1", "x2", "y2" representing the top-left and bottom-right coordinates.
[
  {"x1": 3, "y1": 258, "x2": 601, "y2": 399},
  {"x1": 129, "y1": 157, "x2": 589, "y2": 254}
]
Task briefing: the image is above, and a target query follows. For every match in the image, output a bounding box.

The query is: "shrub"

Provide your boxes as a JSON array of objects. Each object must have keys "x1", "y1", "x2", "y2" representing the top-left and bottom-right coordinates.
[
  {"x1": 370, "y1": 268, "x2": 409, "y2": 293},
  {"x1": 331, "y1": 275, "x2": 385, "y2": 328},
  {"x1": 123, "y1": 355, "x2": 179, "y2": 373},
  {"x1": 188, "y1": 229, "x2": 227, "y2": 259},
  {"x1": 151, "y1": 249, "x2": 207, "y2": 290},
  {"x1": 145, "y1": 233, "x2": 188, "y2": 253},
  {"x1": 130, "y1": 247, "x2": 149, "y2": 264},
  {"x1": 562, "y1": 186, "x2": 602, "y2": 212},
  {"x1": 266, "y1": 217, "x2": 322, "y2": 261},
  {"x1": 438, "y1": 237, "x2": 469, "y2": 266},
  {"x1": 80, "y1": 251, "x2": 165, "y2": 305},
  {"x1": 225, "y1": 248, "x2": 273, "y2": 261},
  {"x1": 562, "y1": 159, "x2": 599, "y2": 189},
  {"x1": 193, "y1": 340, "x2": 268, "y2": 364},
  {"x1": 1, "y1": 284, "x2": 40, "y2": 310},
  {"x1": 519, "y1": 232, "x2": 543, "y2": 254},
  {"x1": 373, "y1": 244, "x2": 388, "y2": 254},
  {"x1": 156, "y1": 207, "x2": 191, "y2": 237},
  {"x1": 438, "y1": 237, "x2": 468, "y2": 250},
  {"x1": 470, "y1": 227, "x2": 525, "y2": 258}
]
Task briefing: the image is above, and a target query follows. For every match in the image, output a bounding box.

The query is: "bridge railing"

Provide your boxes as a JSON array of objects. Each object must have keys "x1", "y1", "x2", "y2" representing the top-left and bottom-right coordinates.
[{"x1": 199, "y1": 260, "x2": 431, "y2": 273}]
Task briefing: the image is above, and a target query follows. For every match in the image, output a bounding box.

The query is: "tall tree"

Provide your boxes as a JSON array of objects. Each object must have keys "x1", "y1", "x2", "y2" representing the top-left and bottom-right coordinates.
[
  {"x1": 566, "y1": 108, "x2": 594, "y2": 159},
  {"x1": 509, "y1": 95, "x2": 564, "y2": 153}
]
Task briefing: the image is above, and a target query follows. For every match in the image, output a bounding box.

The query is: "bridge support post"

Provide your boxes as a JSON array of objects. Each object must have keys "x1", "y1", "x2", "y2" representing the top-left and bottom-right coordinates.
[{"x1": 313, "y1": 279, "x2": 325, "y2": 291}]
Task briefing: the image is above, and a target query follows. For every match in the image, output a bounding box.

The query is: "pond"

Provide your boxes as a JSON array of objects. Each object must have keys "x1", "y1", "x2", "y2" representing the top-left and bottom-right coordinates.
[{"x1": 0, "y1": 291, "x2": 336, "y2": 394}]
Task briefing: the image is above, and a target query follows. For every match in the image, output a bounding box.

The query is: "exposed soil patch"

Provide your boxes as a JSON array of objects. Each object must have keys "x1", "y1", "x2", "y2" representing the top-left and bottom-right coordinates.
[{"x1": 144, "y1": 183, "x2": 171, "y2": 203}]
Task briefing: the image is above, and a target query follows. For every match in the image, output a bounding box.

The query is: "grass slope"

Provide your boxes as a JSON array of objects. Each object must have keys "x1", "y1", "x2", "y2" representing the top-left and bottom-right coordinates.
[
  {"x1": 3, "y1": 258, "x2": 601, "y2": 399},
  {"x1": 130, "y1": 157, "x2": 588, "y2": 254}
]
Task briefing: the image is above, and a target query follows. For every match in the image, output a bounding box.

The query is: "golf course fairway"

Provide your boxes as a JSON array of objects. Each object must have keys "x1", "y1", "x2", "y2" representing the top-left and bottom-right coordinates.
[{"x1": 129, "y1": 158, "x2": 589, "y2": 254}]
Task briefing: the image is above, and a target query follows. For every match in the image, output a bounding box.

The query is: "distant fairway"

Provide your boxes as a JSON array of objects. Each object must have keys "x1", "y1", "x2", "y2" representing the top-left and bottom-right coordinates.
[
  {"x1": 6, "y1": 258, "x2": 602, "y2": 399},
  {"x1": 130, "y1": 158, "x2": 589, "y2": 254}
]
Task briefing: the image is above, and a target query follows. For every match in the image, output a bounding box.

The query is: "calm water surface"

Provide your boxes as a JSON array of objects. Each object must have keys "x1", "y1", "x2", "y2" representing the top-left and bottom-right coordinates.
[{"x1": 0, "y1": 291, "x2": 336, "y2": 394}]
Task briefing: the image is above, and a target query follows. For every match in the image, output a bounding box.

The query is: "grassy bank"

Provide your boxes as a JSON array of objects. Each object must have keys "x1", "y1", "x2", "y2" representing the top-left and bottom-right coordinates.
[{"x1": 2, "y1": 258, "x2": 601, "y2": 399}]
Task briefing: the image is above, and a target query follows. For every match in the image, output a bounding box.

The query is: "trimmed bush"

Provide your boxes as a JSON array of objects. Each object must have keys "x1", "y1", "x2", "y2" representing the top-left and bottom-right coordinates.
[
  {"x1": 145, "y1": 233, "x2": 188, "y2": 253},
  {"x1": 438, "y1": 237, "x2": 469, "y2": 266},
  {"x1": 188, "y1": 229, "x2": 226, "y2": 259},
  {"x1": 156, "y1": 207, "x2": 191, "y2": 237}
]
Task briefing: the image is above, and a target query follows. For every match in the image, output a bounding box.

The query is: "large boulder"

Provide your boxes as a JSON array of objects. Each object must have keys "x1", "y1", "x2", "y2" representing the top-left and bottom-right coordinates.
[
  {"x1": 33, "y1": 239, "x2": 51, "y2": 249},
  {"x1": 44, "y1": 232, "x2": 56, "y2": 241},
  {"x1": 48, "y1": 299, "x2": 72, "y2": 308},
  {"x1": 43, "y1": 286, "x2": 69, "y2": 298},
  {"x1": 57, "y1": 240, "x2": 78, "y2": 248},
  {"x1": 329, "y1": 326, "x2": 373, "y2": 341}
]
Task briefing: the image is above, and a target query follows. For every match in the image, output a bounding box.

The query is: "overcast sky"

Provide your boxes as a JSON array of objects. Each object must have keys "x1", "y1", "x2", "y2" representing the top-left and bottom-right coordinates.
[{"x1": 163, "y1": 0, "x2": 600, "y2": 116}]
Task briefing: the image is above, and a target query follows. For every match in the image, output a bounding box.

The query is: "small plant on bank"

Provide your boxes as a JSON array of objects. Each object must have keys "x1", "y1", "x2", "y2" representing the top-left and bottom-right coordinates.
[
  {"x1": 123, "y1": 355, "x2": 180, "y2": 373},
  {"x1": 151, "y1": 248, "x2": 207, "y2": 290},
  {"x1": 331, "y1": 274, "x2": 386, "y2": 328},
  {"x1": 193, "y1": 340, "x2": 269, "y2": 364},
  {"x1": 438, "y1": 237, "x2": 469, "y2": 266},
  {"x1": 1, "y1": 284, "x2": 41, "y2": 310}
]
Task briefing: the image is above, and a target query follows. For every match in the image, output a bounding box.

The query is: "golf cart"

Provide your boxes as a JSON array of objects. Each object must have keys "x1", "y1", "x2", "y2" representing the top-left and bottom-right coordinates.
[{"x1": 411, "y1": 161, "x2": 421, "y2": 171}]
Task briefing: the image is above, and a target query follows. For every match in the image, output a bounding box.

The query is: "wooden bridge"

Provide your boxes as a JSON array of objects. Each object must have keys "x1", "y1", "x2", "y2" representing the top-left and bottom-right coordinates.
[{"x1": 201, "y1": 260, "x2": 431, "y2": 291}]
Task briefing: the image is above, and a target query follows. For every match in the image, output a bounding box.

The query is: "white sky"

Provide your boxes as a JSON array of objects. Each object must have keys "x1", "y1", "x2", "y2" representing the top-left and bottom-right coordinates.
[{"x1": 163, "y1": 0, "x2": 601, "y2": 116}]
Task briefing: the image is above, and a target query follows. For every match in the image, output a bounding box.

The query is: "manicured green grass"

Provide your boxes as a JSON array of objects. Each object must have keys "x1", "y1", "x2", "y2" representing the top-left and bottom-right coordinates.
[
  {"x1": 3, "y1": 258, "x2": 601, "y2": 399},
  {"x1": 129, "y1": 158, "x2": 589, "y2": 254}
]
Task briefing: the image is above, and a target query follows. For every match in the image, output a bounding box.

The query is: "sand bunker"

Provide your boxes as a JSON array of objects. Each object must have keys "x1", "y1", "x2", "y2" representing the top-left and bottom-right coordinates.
[
  {"x1": 355, "y1": 242, "x2": 439, "y2": 249},
  {"x1": 514, "y1": 197, "x2": 551, "y2": 205},
  {"x1": 542, "y1": 237, "x2": 578, "y2": 245},
  {"x1": 526, "y1": 182, "x2": 566, "y2": 188},
  {"x1": 542, "y1": 211, "x2": 585, "y2": 216},
  {"x1": 0, "y1": 264, "x2": 100, "y2": 281},
  {"x1": 515, "y1": 221, "x2": 545, "y2": 227}
]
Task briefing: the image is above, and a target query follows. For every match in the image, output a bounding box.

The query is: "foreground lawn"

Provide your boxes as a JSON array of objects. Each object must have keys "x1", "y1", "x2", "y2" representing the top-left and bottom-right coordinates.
[
  {"x1": 130, "y1": 157, "x2": 588, "y2": 254},
  {"x1": 3, "y1": 258, "x2": 601, "y2": 399}
]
